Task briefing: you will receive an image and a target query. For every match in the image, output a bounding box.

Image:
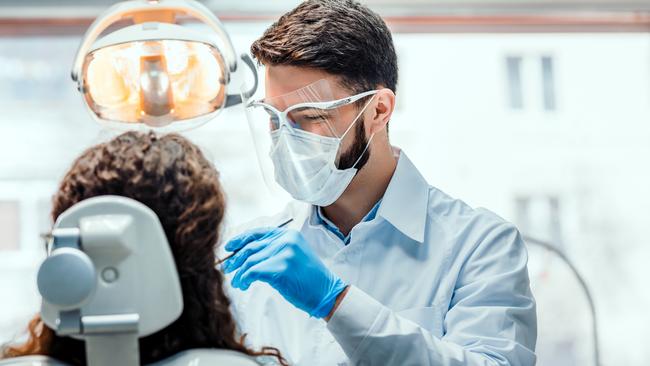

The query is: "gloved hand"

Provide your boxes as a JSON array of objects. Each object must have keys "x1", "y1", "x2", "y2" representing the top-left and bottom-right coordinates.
[{"x1": 222, "y1": 227, "x2": 347, "y2": 319}]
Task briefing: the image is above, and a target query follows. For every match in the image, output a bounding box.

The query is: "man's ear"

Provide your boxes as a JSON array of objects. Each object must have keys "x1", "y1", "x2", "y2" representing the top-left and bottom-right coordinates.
[{"x1": 366, "y1": 88, "x2": 396, "y2": 135}]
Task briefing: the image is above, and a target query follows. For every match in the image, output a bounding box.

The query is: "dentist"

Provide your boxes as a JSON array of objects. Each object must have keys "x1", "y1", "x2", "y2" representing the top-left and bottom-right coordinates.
[{"x1": 222, "y1": 1, "x2": 537, "y2": 365}]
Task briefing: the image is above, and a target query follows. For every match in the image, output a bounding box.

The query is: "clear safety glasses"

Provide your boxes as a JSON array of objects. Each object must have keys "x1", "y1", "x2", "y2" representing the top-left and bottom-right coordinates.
[
  {"x1": 248, "y1": 89, "x2": 378, "y2": 138},
  {"x1": 245, "y1": 79, "x2": 377, "y2": 138}
]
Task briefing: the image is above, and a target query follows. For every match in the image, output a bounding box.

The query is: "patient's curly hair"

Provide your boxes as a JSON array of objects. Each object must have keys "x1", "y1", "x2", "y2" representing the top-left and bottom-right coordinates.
[{"x1": 1, "y1": 131, "x2": 286, "y2": 365}]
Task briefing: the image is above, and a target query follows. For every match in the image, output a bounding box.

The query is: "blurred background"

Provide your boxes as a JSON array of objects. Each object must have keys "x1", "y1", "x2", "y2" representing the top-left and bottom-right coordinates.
[{"x1": 0, "y1": 0, "x2": 649, "y2": 365}]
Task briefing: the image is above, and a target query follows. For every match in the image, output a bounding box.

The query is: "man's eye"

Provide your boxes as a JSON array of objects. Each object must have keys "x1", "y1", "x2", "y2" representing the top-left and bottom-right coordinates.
[{"x1": 303, "y1": 115, "x2": 326, "y2": 122}]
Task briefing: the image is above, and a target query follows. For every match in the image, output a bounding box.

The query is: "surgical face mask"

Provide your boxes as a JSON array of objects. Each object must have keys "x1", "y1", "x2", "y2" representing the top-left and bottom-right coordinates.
[{"x1": 269, "y1": 95, "x2": 376, "y2": 206}]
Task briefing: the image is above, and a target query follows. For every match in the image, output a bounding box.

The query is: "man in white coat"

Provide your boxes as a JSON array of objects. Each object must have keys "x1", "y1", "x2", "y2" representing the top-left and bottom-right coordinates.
[{"x1": 221, "y1": 1, "x2": 537, "y2": 365}]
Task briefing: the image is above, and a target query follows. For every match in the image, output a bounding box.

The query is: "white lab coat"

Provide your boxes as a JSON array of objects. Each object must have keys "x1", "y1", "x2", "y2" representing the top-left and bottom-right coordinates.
[{"x1": 223, "y1": 150, "x2": 537, "y2": 366}]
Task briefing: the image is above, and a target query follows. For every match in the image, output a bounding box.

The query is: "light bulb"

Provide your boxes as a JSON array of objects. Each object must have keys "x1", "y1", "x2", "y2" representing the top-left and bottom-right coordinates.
[
  {"x1": 84, "y1": 39, "x2": 226, "y2": 125},
  {"x1": 139, "y1": 54, "x2": 173, "y2": 119}
]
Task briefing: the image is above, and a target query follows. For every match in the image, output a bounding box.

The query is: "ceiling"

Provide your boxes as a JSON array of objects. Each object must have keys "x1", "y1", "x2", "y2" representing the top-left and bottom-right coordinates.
[
  {"x1": 0, "y1": 0, "x2": 648, "y2": 34},
  {"x1": 1, "y1": 0, "x2": 649, "y2": 18}
]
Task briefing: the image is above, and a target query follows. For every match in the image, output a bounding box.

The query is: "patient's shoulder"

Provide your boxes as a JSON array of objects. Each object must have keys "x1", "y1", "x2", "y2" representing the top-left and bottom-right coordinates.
[
  {"x1": 149, "y1": 349, "x2": 262, "y2": 365},
  {"x1": 0, "y1": 356, "x2": 70, "y2": 366}
]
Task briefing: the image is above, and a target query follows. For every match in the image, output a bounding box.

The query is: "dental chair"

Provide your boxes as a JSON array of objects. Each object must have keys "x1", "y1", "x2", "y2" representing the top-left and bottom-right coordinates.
[{"x1": 0, "y1": 196, "x2": 260, "y2": 366}]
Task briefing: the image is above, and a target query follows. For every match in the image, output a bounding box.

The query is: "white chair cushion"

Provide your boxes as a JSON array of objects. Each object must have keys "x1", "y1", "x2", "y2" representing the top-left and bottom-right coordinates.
[{"x1": 149, "y1": 349, "x2": 262, "y2": 366}]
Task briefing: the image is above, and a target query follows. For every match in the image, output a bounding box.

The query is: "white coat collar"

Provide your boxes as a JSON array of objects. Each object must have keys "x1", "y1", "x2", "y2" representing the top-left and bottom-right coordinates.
[
  {"x1": 294, "y1": 148, "x2": 430, "y2": 244},
  {"x1": 376, "y1": 148, "x2": 430, "y2": 243}
]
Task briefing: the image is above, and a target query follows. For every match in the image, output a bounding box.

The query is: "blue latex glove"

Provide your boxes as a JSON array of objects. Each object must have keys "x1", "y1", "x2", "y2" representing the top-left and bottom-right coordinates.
[{"x1": 222, "y1": 227, "x2": 347, "y2": 319}]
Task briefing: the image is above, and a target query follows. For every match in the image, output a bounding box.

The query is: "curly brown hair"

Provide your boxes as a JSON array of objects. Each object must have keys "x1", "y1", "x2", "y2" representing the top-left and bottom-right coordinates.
[{"x1": 1, "y1": 131, "x2": 286, "y2": 365}]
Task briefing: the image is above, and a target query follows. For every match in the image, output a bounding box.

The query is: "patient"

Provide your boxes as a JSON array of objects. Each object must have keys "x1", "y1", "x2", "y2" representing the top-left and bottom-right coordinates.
[{"x1": 1, "y1": 131, "x2": 286, "y2": 365}]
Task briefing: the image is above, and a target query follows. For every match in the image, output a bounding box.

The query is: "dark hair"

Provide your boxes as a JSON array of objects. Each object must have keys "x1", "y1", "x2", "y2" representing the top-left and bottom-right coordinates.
[
  {"x1": 2, "y1": 131, "x2": 286, "y2": 366},
  {"x1": 251, "y1": 0, "x2": 398, "y2": 95}
]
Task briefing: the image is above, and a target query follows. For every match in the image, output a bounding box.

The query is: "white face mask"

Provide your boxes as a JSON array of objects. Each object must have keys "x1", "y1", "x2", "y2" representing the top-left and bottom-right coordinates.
[{"x1": 269, "y1": 96, "x2": 375, "y2": 206}]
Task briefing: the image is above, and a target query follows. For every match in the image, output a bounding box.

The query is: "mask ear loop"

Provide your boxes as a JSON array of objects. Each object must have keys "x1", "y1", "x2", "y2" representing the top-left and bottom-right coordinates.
[
  {"x1": 349, "y1": 133, "x2": 376, "y2": 169},
  {"x1": 339, "y1": 94, "x2": 377, "y2": 140},
  {"x1": 339, "y1": 94, "x2": 378, "y2": 169}
]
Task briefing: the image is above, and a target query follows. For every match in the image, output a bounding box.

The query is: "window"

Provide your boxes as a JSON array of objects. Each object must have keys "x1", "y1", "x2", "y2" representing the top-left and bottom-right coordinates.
[
  {"x1": 506, "y1": 56, "x2": 524, "y2": 110},
  {"x1": 505, "y1": 55, "x2": 557, "y2": 112},
  {"x1": 0, "y1": 201, "x2": 20, "y2": 251},
  {"x1": 541, "y1": 56, "x2": 556, "y2": 111}
]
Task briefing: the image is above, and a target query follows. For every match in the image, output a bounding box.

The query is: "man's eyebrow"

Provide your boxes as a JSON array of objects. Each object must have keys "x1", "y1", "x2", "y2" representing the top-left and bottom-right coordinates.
[{"x1": 292, "y1": 107, "x2": 332, "y2": 114}]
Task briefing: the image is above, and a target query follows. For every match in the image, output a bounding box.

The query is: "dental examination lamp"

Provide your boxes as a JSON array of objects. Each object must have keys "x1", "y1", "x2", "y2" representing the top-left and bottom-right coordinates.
[
  {"x1": 72, "y1": 0, "x2": 258, "y2": 131},
  {"x1": 0, "y1": 196, "x2": 259, "y2": 366}
]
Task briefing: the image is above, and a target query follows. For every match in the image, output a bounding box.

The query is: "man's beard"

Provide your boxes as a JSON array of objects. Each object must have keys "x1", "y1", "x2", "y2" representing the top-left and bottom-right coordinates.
[{"x1": 336, "y1": 118, "x2": 371, "y2": 171}]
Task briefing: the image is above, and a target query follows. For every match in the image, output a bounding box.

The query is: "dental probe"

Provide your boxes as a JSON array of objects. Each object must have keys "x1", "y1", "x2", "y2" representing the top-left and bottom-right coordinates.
[{"x1": 216, "y1": 218, "x2": 293, "y2": 266}]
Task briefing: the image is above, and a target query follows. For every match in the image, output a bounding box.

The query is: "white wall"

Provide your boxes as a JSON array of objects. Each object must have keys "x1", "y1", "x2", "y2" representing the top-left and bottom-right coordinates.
[{"x1": 0, "y1": 25, "x2": 648, "y2": 365}]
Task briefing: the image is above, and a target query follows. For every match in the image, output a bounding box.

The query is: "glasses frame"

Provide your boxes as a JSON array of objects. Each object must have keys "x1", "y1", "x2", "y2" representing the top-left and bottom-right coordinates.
[{"x1": 247, "y1": 89, "x2": 378, "y2": 137}]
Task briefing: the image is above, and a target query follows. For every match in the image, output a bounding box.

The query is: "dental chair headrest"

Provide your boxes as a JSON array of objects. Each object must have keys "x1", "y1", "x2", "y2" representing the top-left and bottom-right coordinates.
[
  {"x1": 1, "y1": 196, "x2": 261, "y2": 366},
  {"x1": 38, "y1": 196, "x2": 183, "y2": 338}
]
